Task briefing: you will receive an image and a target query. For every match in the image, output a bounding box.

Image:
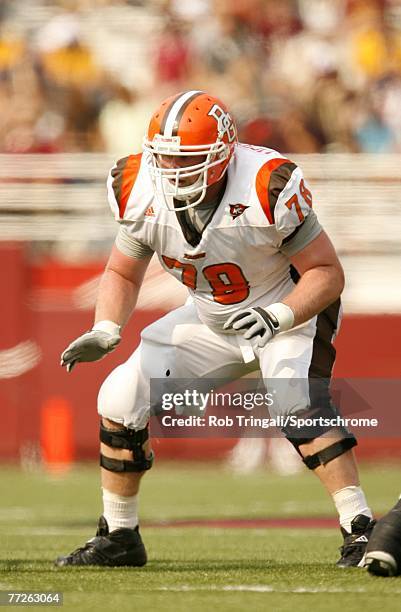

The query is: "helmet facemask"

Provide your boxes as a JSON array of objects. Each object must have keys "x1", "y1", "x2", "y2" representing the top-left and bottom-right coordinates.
[{"x1": 143, "y1": 134, "x2": 230, "y2": 211}]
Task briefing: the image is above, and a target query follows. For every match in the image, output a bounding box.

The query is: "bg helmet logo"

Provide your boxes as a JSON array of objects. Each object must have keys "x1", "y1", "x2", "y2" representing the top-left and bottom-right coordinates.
[{"x1": 208, "y1": 104, "x2": 237, "y2": 142}]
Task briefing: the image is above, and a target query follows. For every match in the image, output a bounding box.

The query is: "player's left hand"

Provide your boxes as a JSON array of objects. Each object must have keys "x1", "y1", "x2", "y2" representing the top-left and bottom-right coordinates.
[{"x1": 223, "y1": 303, "x2": 295, "y2": 348}]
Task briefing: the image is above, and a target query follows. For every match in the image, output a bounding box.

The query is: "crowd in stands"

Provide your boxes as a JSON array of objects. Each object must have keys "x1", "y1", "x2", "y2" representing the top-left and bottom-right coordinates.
[{"x1": 0, "y1": 0, "x2": 400, "y2": 155}]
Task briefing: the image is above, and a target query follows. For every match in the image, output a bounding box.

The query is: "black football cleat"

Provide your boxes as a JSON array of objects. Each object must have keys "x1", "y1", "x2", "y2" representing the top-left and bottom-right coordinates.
[
  {"x1": 336, "y1": 514, "x2": 376, "y2": 568},
  {"x1": 364, "y1": 499, "x2": 401, "y2": 577},
  {"x1": 55, "y1": 516, "x2": 147, "y2": 567}
]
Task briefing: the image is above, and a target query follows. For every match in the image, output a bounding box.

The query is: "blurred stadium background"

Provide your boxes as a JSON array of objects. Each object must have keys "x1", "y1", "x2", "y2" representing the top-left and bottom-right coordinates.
[
  {"x1": 1, "y1": 2, "x2": 401, "y2": 609},
  {"x1": 0, "y1": 0, "x2": 401, "y2": 468}
]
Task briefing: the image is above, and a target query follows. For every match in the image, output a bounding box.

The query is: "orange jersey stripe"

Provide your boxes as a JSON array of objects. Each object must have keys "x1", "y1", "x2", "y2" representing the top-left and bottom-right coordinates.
[
  {"x1": 111, "y1": 153, "x2": 142, "y2": 219},
  {"x1": 256, "y1": 157, "x2": 292, "y2": 224}
]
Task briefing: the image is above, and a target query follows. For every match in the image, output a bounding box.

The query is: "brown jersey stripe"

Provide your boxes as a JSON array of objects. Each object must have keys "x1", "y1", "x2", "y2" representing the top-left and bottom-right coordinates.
[
  {"x1": 269, "y1": 161, "x2": 297, "y2": 215},
  {"x1": 111, "y1": 153, "x2": 142, "y2": 219},
  {"x1": 256, "y1": 158, "x2": 294, "y2": 224},
  {"x1": 111, "y1": 156, "x2": 128, "y2": 206}
]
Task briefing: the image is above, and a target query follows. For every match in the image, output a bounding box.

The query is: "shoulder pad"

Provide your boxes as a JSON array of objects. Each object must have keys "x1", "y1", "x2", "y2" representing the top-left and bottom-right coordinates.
[
  {"x1": 107, "y1": 153, "x2": 142, "y2": 220},
  {"x1": 256, "y1": 157, "x2": 297, "y2": 224},
  {"x1": 275, "y1": 166, "x2": 314, "y2": 239}
]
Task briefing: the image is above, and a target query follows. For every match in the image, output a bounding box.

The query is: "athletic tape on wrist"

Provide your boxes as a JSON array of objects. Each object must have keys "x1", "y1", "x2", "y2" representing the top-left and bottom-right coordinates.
[
  {"x1": 266, "y1": 303, "x2": 294, "y2": 332},
  {"x1": 92, "y1": 320, "x2": 121, "y2": 336}
]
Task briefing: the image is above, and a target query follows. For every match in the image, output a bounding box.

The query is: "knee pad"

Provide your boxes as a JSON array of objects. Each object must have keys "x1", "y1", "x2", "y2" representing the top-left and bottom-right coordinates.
[
  {"x1": 99, "y1": 421, "x2": 154, "y2": 473},
  {"x1": 97, "y1": 353, "x2": 151, "y2": 431}
]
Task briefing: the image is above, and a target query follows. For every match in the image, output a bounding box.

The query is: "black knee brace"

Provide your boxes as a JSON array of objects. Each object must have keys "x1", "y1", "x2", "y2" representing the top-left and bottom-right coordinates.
[
  {"x1": 296, "y1": 435, "x2": 357, "y2": 470},
  {"x1": 99, "y1": 421, "x2": 154, "y2": 473},
  {"x1": 282, "y1": 385, "x2": 358, "y2": 470}
]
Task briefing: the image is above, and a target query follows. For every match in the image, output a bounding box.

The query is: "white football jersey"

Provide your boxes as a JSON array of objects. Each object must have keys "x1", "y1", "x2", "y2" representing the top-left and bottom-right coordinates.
[{"x1": 107, "y1": 143, "x2": 321, "y2": 331}]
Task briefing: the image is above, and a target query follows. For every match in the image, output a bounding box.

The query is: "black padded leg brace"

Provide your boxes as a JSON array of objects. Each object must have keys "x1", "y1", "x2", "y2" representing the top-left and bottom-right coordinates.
[
  {"x1": 100, "y1": 422, "x2": 154, "y2": 473},
  {"x1": 300, "y1": 436, "x2": 357, "y2": 470}
]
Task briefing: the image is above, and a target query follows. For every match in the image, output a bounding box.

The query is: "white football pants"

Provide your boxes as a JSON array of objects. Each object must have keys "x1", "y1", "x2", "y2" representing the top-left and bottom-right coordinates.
[{"x1": 98, "y1": 302, "x2": 322, "y2": 430}]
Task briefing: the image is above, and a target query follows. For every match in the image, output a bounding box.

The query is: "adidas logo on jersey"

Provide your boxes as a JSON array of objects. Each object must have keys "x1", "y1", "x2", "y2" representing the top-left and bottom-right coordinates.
[
  {"x1": 229, "y1": 203, "x2": 249, "y2": 220},
  {"x1": 144, "y1": 206, "x2": 155, "y2": 217}
]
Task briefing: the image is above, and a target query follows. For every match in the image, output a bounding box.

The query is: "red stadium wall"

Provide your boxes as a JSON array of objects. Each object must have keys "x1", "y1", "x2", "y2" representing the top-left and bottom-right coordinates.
[{"x1": 1, "y1": 243, "x2": 400, "y2": 463}]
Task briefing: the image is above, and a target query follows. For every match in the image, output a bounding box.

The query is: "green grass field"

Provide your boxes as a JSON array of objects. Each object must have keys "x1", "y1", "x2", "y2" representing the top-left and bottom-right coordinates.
[{"x1": 1, "y1": 461, "x2": 401, "y2": 611}]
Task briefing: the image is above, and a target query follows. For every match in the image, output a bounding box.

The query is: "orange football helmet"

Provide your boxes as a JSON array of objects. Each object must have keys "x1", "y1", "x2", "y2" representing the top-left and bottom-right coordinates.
[{"x1": 143, "y1": 90, "x2": 237, "y2": 210}]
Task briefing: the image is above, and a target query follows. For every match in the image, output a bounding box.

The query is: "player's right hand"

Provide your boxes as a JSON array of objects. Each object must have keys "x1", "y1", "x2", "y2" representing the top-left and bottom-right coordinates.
[{"x1": 60, "y1": 323, "x2": 121, "y2": 372}]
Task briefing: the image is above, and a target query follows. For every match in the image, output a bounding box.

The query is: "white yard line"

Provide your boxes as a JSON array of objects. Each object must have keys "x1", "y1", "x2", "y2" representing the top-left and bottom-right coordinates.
[{"x1": 157, "y1": 584, "x2": 401, "y2": 594}]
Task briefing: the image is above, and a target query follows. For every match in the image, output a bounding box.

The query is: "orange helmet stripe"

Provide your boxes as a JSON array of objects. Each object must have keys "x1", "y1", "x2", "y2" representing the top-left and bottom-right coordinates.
[
  {"x1": 162, "y1": 90, "x2": 203, "y2": 137},
  {"x1": 157, "y1": 92, "x2": 183, "y2": 136}
]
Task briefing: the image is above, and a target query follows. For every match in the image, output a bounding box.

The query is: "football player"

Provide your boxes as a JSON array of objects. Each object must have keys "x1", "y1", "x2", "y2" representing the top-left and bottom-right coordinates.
[
  {"x1": 57, "y1": 90, "x2": 375, "y2": 568},
  {"x1": 365, "y1": 497, "x2": 401, "y2": 576}
]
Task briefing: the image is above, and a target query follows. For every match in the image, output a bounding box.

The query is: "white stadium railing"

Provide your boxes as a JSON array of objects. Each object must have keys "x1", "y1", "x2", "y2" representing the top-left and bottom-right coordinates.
[
  {"x1": 0, "y1": 154, "x2": 116, "y2": 242},
  {"x1": 0, "y1": 153, "x2": 400, "y2": 313}
]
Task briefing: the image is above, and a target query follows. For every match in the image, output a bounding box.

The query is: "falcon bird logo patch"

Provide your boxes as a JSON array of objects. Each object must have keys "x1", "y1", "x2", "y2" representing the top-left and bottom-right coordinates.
[{"x1": 229, "y1": 203, "x2": 249, "y2": 220}]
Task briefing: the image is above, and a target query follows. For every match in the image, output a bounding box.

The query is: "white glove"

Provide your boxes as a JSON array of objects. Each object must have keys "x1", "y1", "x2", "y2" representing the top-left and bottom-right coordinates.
[
  {"x1": 223, "y1": 303, "x2": 294, "y2": 348},
  {"x1": 60, "y1": 320, "x2": 121, "y2": 372}
]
